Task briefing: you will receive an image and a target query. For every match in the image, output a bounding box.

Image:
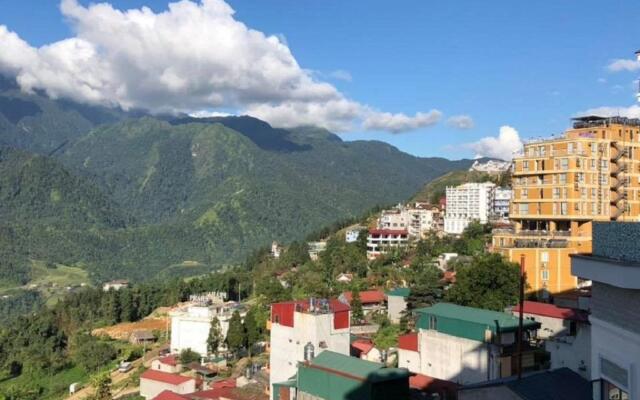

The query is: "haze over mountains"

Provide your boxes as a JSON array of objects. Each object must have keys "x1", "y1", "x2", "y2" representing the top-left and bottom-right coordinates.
[{"x1": 0, "y1": 74, "x2": 479, "y2": 285}]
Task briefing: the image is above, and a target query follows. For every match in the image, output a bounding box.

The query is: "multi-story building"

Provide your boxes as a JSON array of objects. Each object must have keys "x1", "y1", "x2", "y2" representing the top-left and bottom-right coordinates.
[
  {"x1": 493, "y1": 116, "x2": 640, "y2": 297},
  {"x1": 170, "y1": 293, "x2": 243, "y2": 356},
  {"x1": 444, "y1": 182, "x2": 496, "y2": 234},
  {"x1": 397, "y1": 303, "x2": 541, "y2": 385},
  {"x1": 469, "y1": 159, "x2": 512, "y2": 175},
  {"x1": 492, "y1": 187, "x2": 512, "y2": 220},
  {"x1": 269, "y1": 298, "x2": 351, "y2": 399},
  {"x1": 571, "y1": 222, "x2": 640, "y2": 400},
  {"x1": 378, "y1": 203, "x2": 439, "y2": 239},
  {"x1": 366, "y1": 229, "x2": 409, "y2": 259}
]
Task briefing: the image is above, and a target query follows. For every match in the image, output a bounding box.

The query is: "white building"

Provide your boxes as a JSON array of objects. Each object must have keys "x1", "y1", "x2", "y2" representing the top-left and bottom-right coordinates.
[
  {"x1": 271, "y1": 241, "x2": 282, "y2": 259},
  {"x1": 102, "y1": 279, "x2": 129, "y2": 291},
  {"x1": 469, "y1": 159, "x2": 511, "y2": 174},
  {"x1": 378, "y1": 203, "x2": 438, "y2": 239},
  {"x1": 307, "y1": 241, "x2": 327, "y2": 261},
  {"x1": 170, "y1": 296, "x2": 244, "y2": 356},
  {"x1": 269, "y1": 298, "x2": 351, "y2": 399},
  {"x1": 492, "y1": 187, "x2": 512, "y2": 220},
  {"x1": 511, "y1": 301, "x2": 591, "y2": 379},
  {"x1": 571, "y1": 222, "x2": 640, "y2": 400},
  {"x1": 398, "y1": 303, "x2": 541, "y2": 385},
  {"x1": 366, "y1": 229, "x2": 409, "y2": 260},
  {"x1": 150, "y1": 355, "x2": 182, "y2": 374},
  {"x1": 444, "y1": 182, "x2": 495, "y2": 234},
  {"x1": 345, "y1": 226, "x2": 364, "y2": 243}
]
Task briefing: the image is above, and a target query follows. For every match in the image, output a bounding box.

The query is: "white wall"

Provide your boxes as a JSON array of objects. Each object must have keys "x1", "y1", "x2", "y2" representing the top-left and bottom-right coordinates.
[
  {"x1": 398, "y1": 349, "x2": 420, "y2": 373},
  {"x1": 269, "y1": 311, "x2": 350, "y2": 400},
  {"x1": 418, "y1": 329, "x2": 499, "y2": 385},
  {"x1": 590, "y1": 316, "x2": 640, "y2": 399},
  {"x1": 151, "y1": 359, "x2": 181, "y2": 374},
  {"x1": 546, "y1": 322, "x2": 591, "y2": 380},
  {"x1": 387, "y1": 295, "x2": 407, "y2": 324}
]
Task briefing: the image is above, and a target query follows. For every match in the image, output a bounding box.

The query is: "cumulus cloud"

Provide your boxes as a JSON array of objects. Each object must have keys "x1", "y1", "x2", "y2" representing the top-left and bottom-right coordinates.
[
  {"x1": 446, "y1": 115, "x2": 474, "y2": 130},
  {"x1": 577, "y1": 105, "x2": 640, "y2": 119},
  {"x1": 467, "y1": 125, "x2": 522, "y2": 160},
  {"x1": 362, "y1": 110, "x2": 442, "y2": 134},
  {"x1": 329, "y1": 69, "x2": 353, "y2": 82},
  {"x1": 0, "y1": 0, "x2": 446, "y2": 133},
  {"x1": 607, "y1": 58, "x2": 640, "y2": 72}
]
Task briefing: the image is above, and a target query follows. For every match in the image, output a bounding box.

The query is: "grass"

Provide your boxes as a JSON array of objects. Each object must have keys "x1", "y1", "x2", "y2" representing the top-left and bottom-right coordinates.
[{"x1": 0, "y1": 366, "x2": 88, "y2": 400}]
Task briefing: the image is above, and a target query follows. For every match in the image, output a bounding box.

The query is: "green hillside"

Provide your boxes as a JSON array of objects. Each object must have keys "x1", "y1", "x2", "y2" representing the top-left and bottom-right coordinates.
[
  {"x1": 411, "y1": 170, "x2": 505, "y2": 204},
  {"x1": 0, "y1": 82, "x2": 479, "y2": 286}
]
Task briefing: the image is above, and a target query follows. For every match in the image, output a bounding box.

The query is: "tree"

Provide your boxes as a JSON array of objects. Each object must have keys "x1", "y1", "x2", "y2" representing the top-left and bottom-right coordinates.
[
  {"x1": 243, "y1": 308, "x2": 261, "y2": 357},
  {"x1": 373, "y1": 320, "x2": 399, "y2": 351},
  {"x1": 89, "y1": 372, "x2": 112, "y2": 400},
  {"x1": 225, "y1": 310, "x2": 246, "y2": 358},
  {"x1": 207, "y1": 317, "x2": 223, "y2": 356},
  {"x1": 71, "y1": 334, "x2": 117, "y2": 372},
  {"x1": 406, "y1": 263, "x2": 443, "y2": 310},
  {"x1": 179, "y1": 348, "x2": 201, "y2": 365},
  {"x1": 350, "y1": 286, "x2": 364, "y2": 324},
  {"x1": 445, "y1": 253, "x2": 520, "y2": 311}
]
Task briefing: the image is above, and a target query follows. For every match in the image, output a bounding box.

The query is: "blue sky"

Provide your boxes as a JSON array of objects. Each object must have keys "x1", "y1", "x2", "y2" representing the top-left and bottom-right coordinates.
[{"x1": 1, "y1": 0, "x2": 640, "y2": 159}]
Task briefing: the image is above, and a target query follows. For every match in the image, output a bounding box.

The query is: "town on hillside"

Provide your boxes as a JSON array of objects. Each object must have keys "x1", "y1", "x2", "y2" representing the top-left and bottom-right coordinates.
[{"x1": 22, "y1": 115, "x2": 636, "y2": 400}]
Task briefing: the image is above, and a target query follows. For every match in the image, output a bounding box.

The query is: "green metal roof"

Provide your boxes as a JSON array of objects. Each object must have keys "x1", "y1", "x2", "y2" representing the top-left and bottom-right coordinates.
[
  {"x1": 386, "y1": 287, "x2": 411, "y2": 298},
  {"x1": 415, "y1": 303, "x2": 540, "y2": 342},
  {"x1": 310, "y1": 350, "x2": 383, "y2": 379}
]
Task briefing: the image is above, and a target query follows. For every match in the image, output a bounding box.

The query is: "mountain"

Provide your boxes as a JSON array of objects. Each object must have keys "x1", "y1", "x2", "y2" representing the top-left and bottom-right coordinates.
[
  {"x1": 0, "y1": 82, "x2": 479, "y2": 285},
  {"x1": 411, "y1": 169, "x2": 509, "y2": 204}
]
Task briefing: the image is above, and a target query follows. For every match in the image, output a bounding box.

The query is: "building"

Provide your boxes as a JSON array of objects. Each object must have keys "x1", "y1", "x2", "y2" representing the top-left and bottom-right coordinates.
[
  {"x1": 398, "y1": 303, "x2": 541, "y2": 385},
  {"x1": 492, "y1": 187, "x2": 512, "y2": 220},
  {"x1": 152, "y1": 355, "x2": 183, "y2": 374},
  {"x1": 511, "y1": 301, "x2": 590, "y2": 379},
  {"x1": 271, "y1": 241, "x2": 282, "y2": 259},
  {"x1": 272, "y1": 350, "x2": 411, "y2": 400},
  {"x1": 269, "y1": 298, "x2": 351, "y2": 399},
  {"x1": 571, "y1": 222, "x2": 640, "y2": 400},
  {"x1": 350, "y1": 339, "x2": 382, "y2": 362},
  {"x1": 378, "y1": 203, "x2": 439, "y2": 239},
  {"x1": 469, "y1": 159, "x2": 512, "y2": 175},
  {"x1": 307, "y1": 241, "x2": 327, "y2": 261},
  {"x1": 458, "y1": 367, "x2": 592, "y2": 400},
  {"x1": 366, "y1": 229, "x2": 409, "y2": 260},
  {"x1": 385, "y1": 288, "x2": 409, "y2": 324},
  {"x1": 444, "y1": 182, "x2": 496, "y2": 234},
  {"x1": 140, "y1": 370, "x2": 196, "y2": 400},
  {"x1": 345, "y1": 226, "x2": 364, "y2": 243},
  {"x1": 130, "y1": 330, "x2": 157, "y2": 345},
  {"x1": 493, "y1": 116, "x2": 640, "y2": 297},
  {"x1": 335, "y1": 273, "x2": 353, "y2": 284},
  {"x1": 170, "y1": 298, "x2": 244, "y2": 355},
  {"x1": 341, "y1": 290, "x2": 385, "y2": 316},
  {"x1": 151, "y1": 391, "x2": 190, "y2": 400},
  {"x1": 102, "y1": 279, "x2": 129, "y2": 291}
]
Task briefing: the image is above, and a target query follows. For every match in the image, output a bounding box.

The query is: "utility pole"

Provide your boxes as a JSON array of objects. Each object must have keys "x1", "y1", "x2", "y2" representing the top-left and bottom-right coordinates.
[{"x1": 516, "y1": 254, "x2": 526, "y2": 379}]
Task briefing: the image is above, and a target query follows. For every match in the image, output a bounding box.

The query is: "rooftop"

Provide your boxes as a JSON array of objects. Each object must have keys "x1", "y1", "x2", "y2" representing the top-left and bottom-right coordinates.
[
  {"x1": 342, "y1": 290, "x2": 385, "y2": 304},
  {"x1": 307, "y1": 350, "x2": 410, "y2": 383},
  {"x1": 572, "y1": 115, "x2": 640, "y2": 128},
  {"x1": 398, "y1": 333, "x2": 418, "y2": 352},
  {"x1": 351, "y1": 339, "x2": 375, "y2": 355},
  {"x1": 515, "y1": 301, "x2": 588, "y2": 322},
  {"x1": 158, "y1": 354, "x2": 180, "y2": 366},
  {"x1": 151, "y1": 390, "x2": 190, "y2": 400},
  {"x1": 416, "y1": 303, "x2": 540, "y2": 334},
  {"x1": 141, "y1": 369, "x2": 194, "y2": 385},
  {"x1": 386, "y1": 287, "x2": 410, "y2": 298}
]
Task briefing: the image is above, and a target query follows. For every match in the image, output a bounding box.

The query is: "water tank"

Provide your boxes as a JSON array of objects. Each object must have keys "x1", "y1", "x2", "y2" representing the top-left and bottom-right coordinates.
[{"x1": 304, "y1": 342, "x2": 315, "y2": 361}]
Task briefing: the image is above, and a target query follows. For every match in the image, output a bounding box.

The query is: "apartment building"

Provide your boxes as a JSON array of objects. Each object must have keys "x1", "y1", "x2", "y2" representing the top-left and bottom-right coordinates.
[
  {"x1": 444, "y1": 182, "x2": 496, "y2": 234},
  {"x1": 492, "y1": 187, "x2": 512, "y2": 220},
  {"x1": 366, "y1": 229, "x2": 409, "y2": 259},
  {"x1": 493, "y1": 116, "x2": 640, "y2": 297},
  {"x1": 378, "y1": 203, "x2": 439, "y2": 239},
  {"x1": 571, "y1": 222, "x2": 640, "y2": 400}
]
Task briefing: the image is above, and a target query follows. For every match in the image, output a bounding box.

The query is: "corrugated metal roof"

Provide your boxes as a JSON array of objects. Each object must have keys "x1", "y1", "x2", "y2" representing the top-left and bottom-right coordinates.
[
  {"x1": 415, "y1": 303, "x2": 540, "y2": 333},
  {"x1": 386, "y1": 287, "x2": 411, "y2": 298},
  {"x1": 310, "y1": 350, "x2": 383, "y2": 378},
  {"x1": 506, "y1": 368, "x2": 592, "y2": 400}
]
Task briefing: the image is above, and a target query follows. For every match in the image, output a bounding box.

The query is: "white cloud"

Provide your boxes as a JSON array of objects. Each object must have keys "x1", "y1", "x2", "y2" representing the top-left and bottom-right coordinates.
[
  {"x1": 607, "y1": 58, "x2": 640, "y2": 72},
  {"x1": 0, "y1": 0, "x2": 446, "y2": 133},
  {"x1": 577, "y1": 105, "x2": 640, "y2": 119},
  {"x1": 329, "y1": 69, "x2": 352, "y2": 82},
  {"x1": 362, "y1": 110, "x2": 442, "y2": 134},
  {"x1": 467, "y1": 125, "x2": 522, "y2": 160},
  {"x1": 446, "y1": 115, "x2": 474, "y2": 130}
]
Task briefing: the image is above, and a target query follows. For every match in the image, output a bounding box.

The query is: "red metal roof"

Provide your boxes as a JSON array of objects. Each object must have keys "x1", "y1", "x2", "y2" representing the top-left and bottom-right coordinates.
[
  {"x1": 271, "y1": 298, "x2": 350, "y2": 329},
  {"x1": 368, "y1": 229, "x2": 408, "y2": 236},
  {"x1": 152, "y1": 390, "x2": 190, "y2": 400},
  {"x1": 516, "y1": 301, "x2": 588, "y2": 322},
  {"x1": 343, "y1": 290, "x2": 385, "y2": 304},
  {"x1": 141, "y1": 369, "x2": 194, "y2": 385},
  {"x1": 351, "y1": 339, "x2": 375, "y2": 355},
  {"x1": 398, "y1": 333, "x2": 418, "y2": 352},
  {"x1": 210, "y1": 378, "x2": 236, "y2": 389},
  {"x1": 410, "y1": 373, "x2": 459, "y2": 396},
  {"x1": 159, "y1": 355, "x2": 179, "y2": 366},
  {"x1": 442, "y1": 271, "x2": 456, "y2": 283}
]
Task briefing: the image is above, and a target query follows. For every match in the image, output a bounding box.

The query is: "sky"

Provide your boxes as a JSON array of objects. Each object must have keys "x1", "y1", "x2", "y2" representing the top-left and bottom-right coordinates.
[{"x1": 1, "y1": 0, "x2": 640, "y2": 160}]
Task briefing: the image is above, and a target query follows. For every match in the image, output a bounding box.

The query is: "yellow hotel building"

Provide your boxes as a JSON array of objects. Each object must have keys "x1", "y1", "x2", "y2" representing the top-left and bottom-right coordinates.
[{"x1": 493, "y1": 116, "x2": 640, "y2": 298}]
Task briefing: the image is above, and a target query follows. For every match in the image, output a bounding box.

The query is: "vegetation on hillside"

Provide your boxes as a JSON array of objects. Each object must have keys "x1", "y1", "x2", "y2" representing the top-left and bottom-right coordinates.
[{"x1": 411, "y1": 169, "x2": 510, "y2": 204}]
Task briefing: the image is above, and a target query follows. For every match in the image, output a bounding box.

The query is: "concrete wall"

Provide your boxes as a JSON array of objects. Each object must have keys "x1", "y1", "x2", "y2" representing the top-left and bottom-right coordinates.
[
  {"x1": 170, "y1": 315, "x2": 211, "y2": 355},
  {"x1": 545, "y1": 322, "x2": 591, "y2": 380},
  {"x1": 151, "y1": 359, "x2": 181, "y2": 374},
  {"x1": 269, "y1": 312, "x2": 350, "y2": 400},
  {"x1": 140, "y1": 378, "x2": 196, "y2": 400},
  {"x1": 592, "y1": 282, "x2": 640, "y2": 335},
  {"x1": 398, "y1": 349, "x2": 420, "y2": 373},
  {"x1": 387, "y1": 295, "x2": 407, "y2": 324},
  {"x1": 418, "y1": 329, "x2": 499, "y2": 385}
]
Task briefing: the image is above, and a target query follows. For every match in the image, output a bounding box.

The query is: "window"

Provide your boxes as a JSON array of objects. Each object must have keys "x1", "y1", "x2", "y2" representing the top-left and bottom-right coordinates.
[
  {"x1": 568, "y1": 142, "x2": 574, "y2": 153},
  {"x1": 541, "y1": 270, "x2": 549, "y2": 281},
  {"x1": 523, "y1": 161, "x2": 529, "y2": 171},
  {"x1": 561, "y1": 202, "x2": 568, "y2": 215},
  {"x1": 553, "y1": 187, "x2": 560, "y2": 199},
  {"x1": 560, "y1": 158, "x2": 569, "y2": 170},
  {"x1": 541, "y1": 252, "x2": 549, "y2": 262},
  {"x1": 559, "y1": 173, "x2": 567, "y2": 184},
  {"x1": 274, "y1": 315, "x2": 280, "y2": 324},
  {"x1": 429, "y1": 316, "x2": 437, "y2": 330},
  {"x1": 521, "y1": 189, "x2": 528, "y2": 199},
  {"x1": 519, "y1": 203, "x2": 529, "y2": 214}
]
